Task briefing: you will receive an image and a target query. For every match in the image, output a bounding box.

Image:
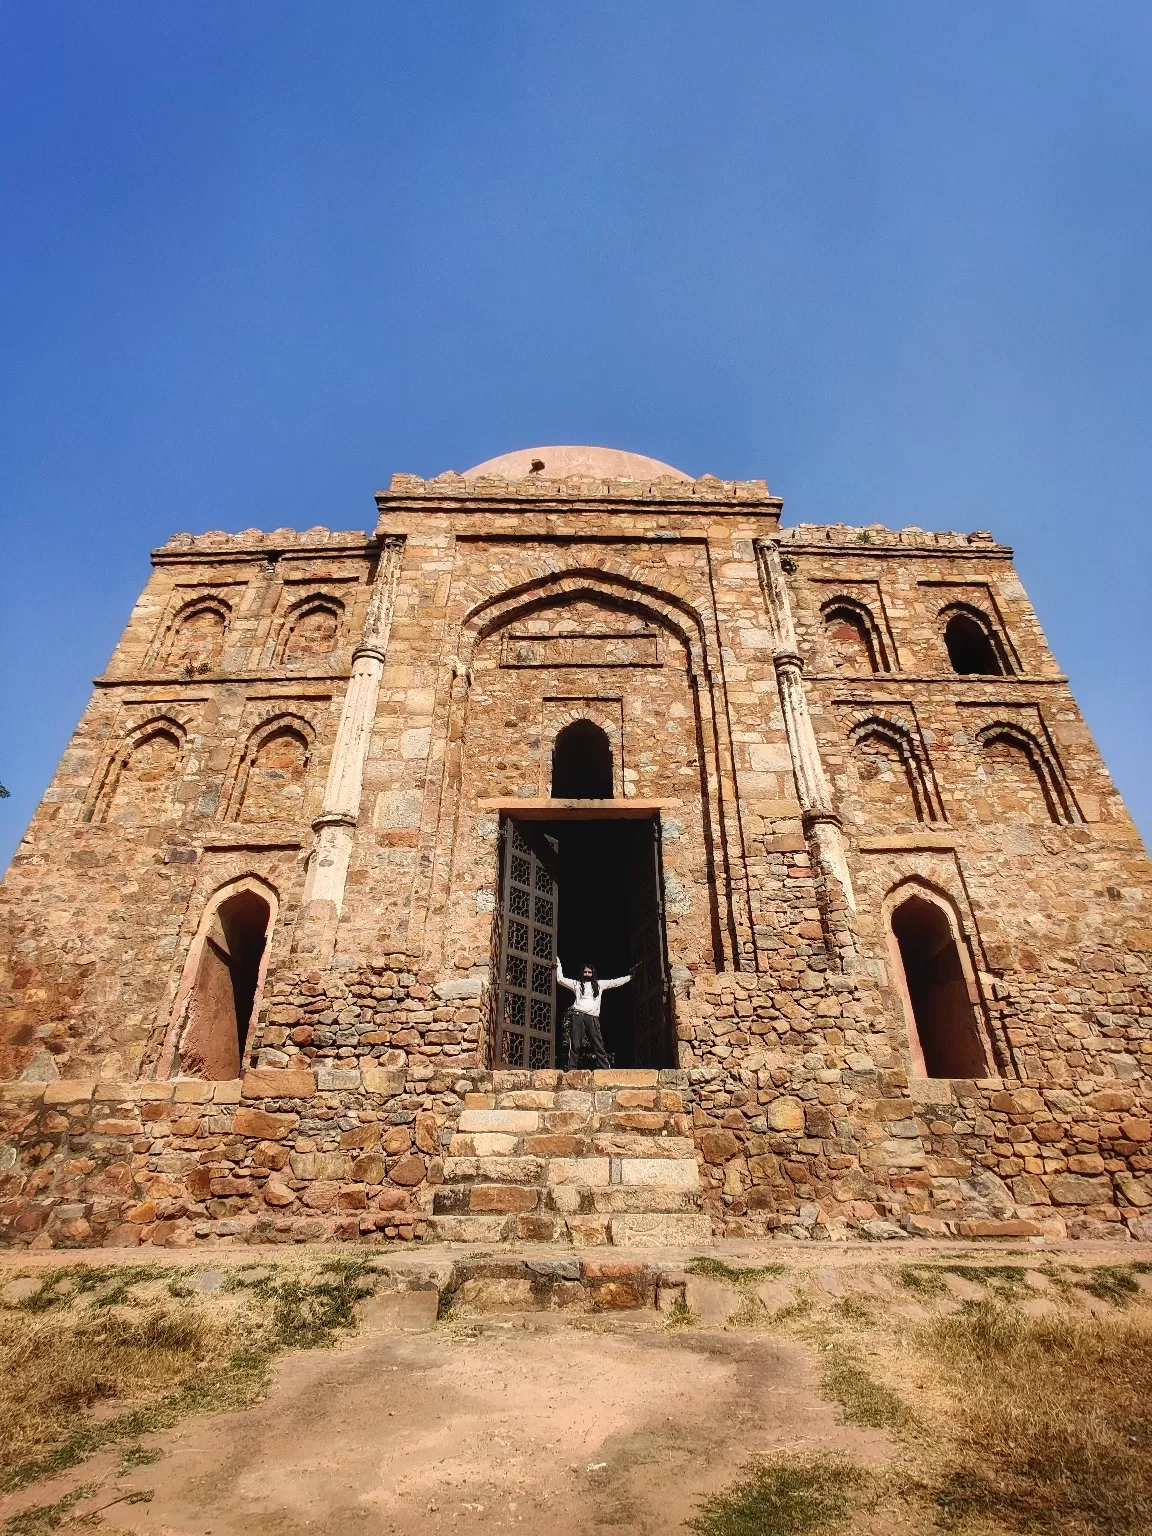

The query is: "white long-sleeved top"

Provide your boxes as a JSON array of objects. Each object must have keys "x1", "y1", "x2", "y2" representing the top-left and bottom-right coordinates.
[{"x1": 556, "y1": 960, "x2": 631, "y2": 1018}]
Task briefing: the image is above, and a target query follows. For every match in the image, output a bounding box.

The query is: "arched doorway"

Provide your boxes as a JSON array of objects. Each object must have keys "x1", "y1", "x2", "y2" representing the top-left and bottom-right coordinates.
[
  {"x1": 551, "y1": 720, "x2": 613, "y2": 798},
  {"x1": 165, "y1": 881, "x2": 276, "y2": 1079},
  {"x1": 889, "y1": 893, "x2": 987, "y2": 1078}
]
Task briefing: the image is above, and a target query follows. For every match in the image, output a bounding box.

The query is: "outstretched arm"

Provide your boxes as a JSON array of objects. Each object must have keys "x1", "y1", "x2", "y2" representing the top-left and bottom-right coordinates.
[
  {"x1": 555, "y1": 958, "x2": 576, "y2": 993},
  {"x1": 598, "y1": 970, "x2": 635, "y2": 991}
]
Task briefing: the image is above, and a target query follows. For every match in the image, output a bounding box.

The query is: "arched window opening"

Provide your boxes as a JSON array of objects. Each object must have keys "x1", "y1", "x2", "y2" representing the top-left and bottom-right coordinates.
[
  {"x1": 236, "y1": 724, "x2": 311, "y2": 822},
  {"x1": 944, "y1": 612, "x2": 1003, "y2": 676},
  {"x1": 552, "y1": 720, "x2": 613, "y2": 799},
  {"x1": 105, "y1": 728, "x2": 182, "y2": 824},
  {"x1": 823, "y1": 602, "x2": 882, "y2": 673},
  {"x1": 166, "y1": 603, "x2": 228, "y2": 670},
  {"x1": 280, "y1": 601, "x2": 342, "y2": 664},
  {"x1": 890, "y1": 895, "x2": 987, "y2": 1078},
  {"x1": 179, "y1": 889, "x2": 271, "y2": 1079}
]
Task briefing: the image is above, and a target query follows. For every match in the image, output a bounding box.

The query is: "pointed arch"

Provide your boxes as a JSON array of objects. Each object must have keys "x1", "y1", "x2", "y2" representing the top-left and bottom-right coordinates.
[
  {"x1": 159, "y1": 874, "x2": 279, "y2": 1080},
  {"x1": 90, "y1": 715, "x2": 188, "y2": 825},
  {"x1": 848, "y1": 716, "x2": 940, "y2": 824},
  {"x1": 975, "y1": 721, "x2": 1078, "y2": 825},
  {"x1": 821, "y1": 595, "x2": 889, "y2": 673},
  {"x1": 882, "y1": 877, "x2": 990, "y2": 1079},
  {"x1": 940, "y1": 603, "x2": 1010, "y2": 676},
  {"x1": 552, "y1": 719, "x2": 613, "y2": 798},
  {"x1": 228, "y1": 713, "x2": 316, "y2": 823},
  {"x1": 162, "y1": 596, "x2": 231, "y2": 671},
  {"x1": 275, "y1": 593, "x2": 345, "y2": 665}
]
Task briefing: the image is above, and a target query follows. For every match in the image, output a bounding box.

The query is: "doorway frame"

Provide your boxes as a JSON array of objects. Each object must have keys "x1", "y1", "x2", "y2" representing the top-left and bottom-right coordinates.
[{"x1": 489, "y1": 807, "x2": 675, "y2": 1071}]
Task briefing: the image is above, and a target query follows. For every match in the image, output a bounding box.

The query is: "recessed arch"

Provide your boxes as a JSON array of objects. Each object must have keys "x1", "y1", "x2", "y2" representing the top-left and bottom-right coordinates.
[
  {"x1": 90, "y1": 716, "x2": 187, "y2": 825},
  {"x1": 975, "y1": 721, "x2": 1077, "y2": 825},
  {"x1": 848, "y1": 716, "x2": 938, "y2": 823},
  {"x1": 276, "y1": 594, "x2": 345, "y2": 665},
  {"x1": 821, "y1": 596, "x2": 888, "y2": 673},
  {"x1": 883, "y1": 880, "x2": 989, "y2": 1079},
  {"x1": 162, "y1": 597, "x2": 231, "y2": 670},
  {"x1": 941, "y1": 604, "x2": 1009, "y2": 676},
  {"x1": 228, "y1": 713, "x2": 315, "y2": 823},
  {"x1": 159, "y1": 875, "x2": 278, "y2": 1080}
]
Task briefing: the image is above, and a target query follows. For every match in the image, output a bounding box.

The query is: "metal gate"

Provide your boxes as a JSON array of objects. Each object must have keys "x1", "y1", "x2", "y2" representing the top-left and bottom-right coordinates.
[
  {"x1": 629, "y1": 817, "x2": 671, "y2": 1068},
  {"x1": 494, "y1": 820, "x2": 560, "y2": 1069}
]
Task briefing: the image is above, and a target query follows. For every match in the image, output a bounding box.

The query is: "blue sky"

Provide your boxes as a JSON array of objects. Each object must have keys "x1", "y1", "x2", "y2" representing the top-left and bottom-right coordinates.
[{"x1": 2, "y1": 1, "x2": 1150, "y2": 870}]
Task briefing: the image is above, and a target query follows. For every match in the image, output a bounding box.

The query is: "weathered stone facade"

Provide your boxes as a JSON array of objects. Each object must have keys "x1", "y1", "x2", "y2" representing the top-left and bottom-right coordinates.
[{"x1": 1, "y1": 446, "x2": 1150, "y2": 1249}]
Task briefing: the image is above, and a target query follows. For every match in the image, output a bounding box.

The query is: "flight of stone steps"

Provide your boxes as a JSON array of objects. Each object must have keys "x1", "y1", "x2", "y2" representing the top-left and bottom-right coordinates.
[{"x1": 431, "y1": 1068, "x2": 712, "y2": 1246}]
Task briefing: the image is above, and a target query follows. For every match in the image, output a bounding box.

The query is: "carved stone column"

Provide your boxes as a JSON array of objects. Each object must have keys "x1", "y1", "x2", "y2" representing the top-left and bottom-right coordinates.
[
  {"x1": 756, "y1": 542, "x2": 857, "y2": 943},
  {"x1": 295, "y1": 535, "x2": 405, "y2": 958}
]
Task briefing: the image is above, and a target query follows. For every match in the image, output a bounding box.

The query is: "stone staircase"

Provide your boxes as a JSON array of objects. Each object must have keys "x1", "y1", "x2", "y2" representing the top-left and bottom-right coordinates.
[{"x1": 431, "y1": 1068, "x2": 712, "y2": 1246}]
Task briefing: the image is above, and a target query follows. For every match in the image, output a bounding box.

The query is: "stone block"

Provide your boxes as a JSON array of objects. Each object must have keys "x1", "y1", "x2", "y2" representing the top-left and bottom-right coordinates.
[
  {"x1": 458, "y1": 1109, "x2": 540, "y2": 1133},
  {"x1": 619, "y1": 1158, "x2": 699, "y2": 1190},
  {"x1": 766, "y1": 1097, "x2": 805, "y2": 1132},
  {"x1": 457, "y1": 1277, "x2": 534, "y2": 1311},
  {"x1": 469, "y1": 1185, "x2": 538, "y2": 1214},
  {"x1": 357, "y1": 1289, "x2": 439, "y2": 1332},
  {"x1": 1048, "y1": 1173, "x2": 1113, "y2": 1205},
  {"x1": 593, "y1": 1070, "x2": 658, "y2": 1087},
  {"x1": 608, "y1": 1213, "x2": 713, "y2": 1246},
  {"x1": 547, "y1": 1157, "x2": 611, "y2": 1187},
  {"x1": 684, "y1": 1275, "x2": 742, "y2": 1326},
  {"x1": 444, "y1": 1156, "x2": 544, "y2": 1184},
  {"x1": 42, "y1": 1082, "x2": 95, "y2": 1105},
  {"x1": 172, "y1": 1080, "x2": 214, "y2": 1103},
  {"x1": 362, "y1": 1068, "x2": 405, "y2": 1096},
  {"x1": 241, "y1": 1068, "x2": 316, "y2": 1100},
  {"x1": 233, "y1": 1107, "x2": 298, "y2": 1140},
  {"x1": 315, "y1": 1067, "x2": 362, "y2": 1092}
]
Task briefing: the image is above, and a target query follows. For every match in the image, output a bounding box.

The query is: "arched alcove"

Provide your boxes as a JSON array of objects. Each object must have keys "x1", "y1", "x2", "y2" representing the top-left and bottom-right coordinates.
[
  {"x1": 172, "y1": 883, "x2": 275, "y2": 1079},
  {"x1": 552, "y1": 720, "x2": 613, "y2": 799},
  {"x1": 890, "y1": 893, "x2": 987, "y2": 1078},
  {"x1": 944, "y1": 611, "x2": 1004, "y2": 676}
]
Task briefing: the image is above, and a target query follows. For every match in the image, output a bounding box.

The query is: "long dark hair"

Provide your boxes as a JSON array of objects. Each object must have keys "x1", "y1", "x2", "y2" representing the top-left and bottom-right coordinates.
[{"x1": 581, "y1": 966, "x2": 600, "y2": 997}]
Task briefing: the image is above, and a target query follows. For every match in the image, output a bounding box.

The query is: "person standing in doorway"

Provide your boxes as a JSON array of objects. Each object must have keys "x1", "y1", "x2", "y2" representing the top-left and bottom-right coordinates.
[{"x1": 556, "y1": 958, "x2": 636, "y2": 1071}]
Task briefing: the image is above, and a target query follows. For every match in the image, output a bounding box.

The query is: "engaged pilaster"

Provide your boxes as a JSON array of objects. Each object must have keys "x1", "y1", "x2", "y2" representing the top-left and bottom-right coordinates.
[
  {"x1": 295, "y1": 535, "x2": 405, "y2": 958},
  {"x1": 756, "y1": 542, "x2": 857, "y2": 943}
]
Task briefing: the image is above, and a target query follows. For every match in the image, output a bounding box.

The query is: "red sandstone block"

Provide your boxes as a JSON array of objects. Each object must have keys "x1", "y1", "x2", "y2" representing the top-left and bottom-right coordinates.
[
  {"x1": 957, "y1": 1219, "x2": 1045, "y2": 1238},
  {"x1": 469, "y1": 1184, "x2": 537, "y2": 1213},
  {"x1": 233, "y1": 1107, "x2": 298, "y2": 1140},
  {"x1": 241, "y1": 1068, "x2": 316, "y2": 1100}
]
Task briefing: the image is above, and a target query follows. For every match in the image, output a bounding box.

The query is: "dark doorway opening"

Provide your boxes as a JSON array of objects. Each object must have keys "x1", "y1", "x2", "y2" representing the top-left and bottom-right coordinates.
[
  {"x1": 890, "y1": 895, "x2": 987, "y2": 1078},
  {"x1": 494, "y1": 816, "x2": 672, "y2": 1070},
  {"x1": 944, "y1": 613, "x2": 1003, "y2": 676},
  {"x1": 180, "y1": 889, "x2": 270, "y2": 1079},
  {"x1": 551, "y1": 721, "x2": 613, "y2": 798}
]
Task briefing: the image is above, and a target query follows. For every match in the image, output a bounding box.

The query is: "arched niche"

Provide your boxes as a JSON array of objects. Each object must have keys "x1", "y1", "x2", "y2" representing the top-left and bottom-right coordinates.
[
  {"x1": 160, "y1": 876, "x2": 278, "y2": 1080},
  {"x1": 885, "y1": 885, "x2": 988, "y2": 1079}
]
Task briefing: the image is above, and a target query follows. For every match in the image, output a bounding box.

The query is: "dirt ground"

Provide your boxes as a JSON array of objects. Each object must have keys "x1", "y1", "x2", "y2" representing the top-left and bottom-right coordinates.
[
  {"x1": 115, "y1": 1318, "x2": 891, "y2": 1535},
  {"x1": 0, "y1": 1241, "x2": 1149, "y2": 1536}
]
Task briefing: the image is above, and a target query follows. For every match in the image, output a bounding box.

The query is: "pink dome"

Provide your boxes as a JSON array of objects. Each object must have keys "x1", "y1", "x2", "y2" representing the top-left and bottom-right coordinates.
[{"x1": 461, "y1": 445, "x2": 691, "y2": 481}]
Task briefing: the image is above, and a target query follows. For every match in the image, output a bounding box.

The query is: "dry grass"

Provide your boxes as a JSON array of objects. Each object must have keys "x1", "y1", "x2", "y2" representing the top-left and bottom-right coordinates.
[
  {"x1": 0, "y1": 1258, "x2": 375, "y2": 1496},
  {"x1": 921, "y1": 1300, "x2": 1152, "y2": 1535}
]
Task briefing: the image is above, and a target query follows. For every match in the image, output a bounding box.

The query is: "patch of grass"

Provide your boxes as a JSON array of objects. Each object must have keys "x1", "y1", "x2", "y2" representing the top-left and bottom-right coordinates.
[
  {"x1": 1, "y1": 1482, "x2": 98, "y2": 1535},
  {"x1": 1076, "y1": 1265, "x2": 1140, "y2": 1307},
  {"x1": 685, "y1": 1258, "x2": 785, "y2": 1286},
  {"x1": 821, "y1": 1350, "x2": 910, "y2": 1431},
  {"x1": 688, "y1": 1454, "x2": 870, "y2": 1536},
  {"x1": 665, "y1": 1294, "x2": 695, "y2": 1330},
  {"x1": 117, "y1": 1445, "x2": 161, "y2": 1473},
  {"x1": 0, "y1": 1259, "x2": 378, "y2": 1496},
  {"x1": 830, "y1": 1295, "x2": 874, "y2": 1325},
  {"x1": 14, "y1": 1266, "x2": 168, "y2": 1316},
  {"x1": 923, "y1": 1300, "x2": 1152, "y2": 1534},
  {"x1": 894, "y1": 1265, "x2": 945, "y2": 1298}
]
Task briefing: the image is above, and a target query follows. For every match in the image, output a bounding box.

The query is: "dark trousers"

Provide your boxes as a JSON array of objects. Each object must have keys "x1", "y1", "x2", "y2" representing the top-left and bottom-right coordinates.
[{"x1": 564, "y1": 1007, "x2": 610, "y2": 1071}]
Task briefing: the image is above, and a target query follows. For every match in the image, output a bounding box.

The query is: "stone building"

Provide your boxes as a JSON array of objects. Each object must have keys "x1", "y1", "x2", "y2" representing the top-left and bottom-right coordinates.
[{"x1": 1, "y1": 444, "x2": 1150, "y2": 1251}]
